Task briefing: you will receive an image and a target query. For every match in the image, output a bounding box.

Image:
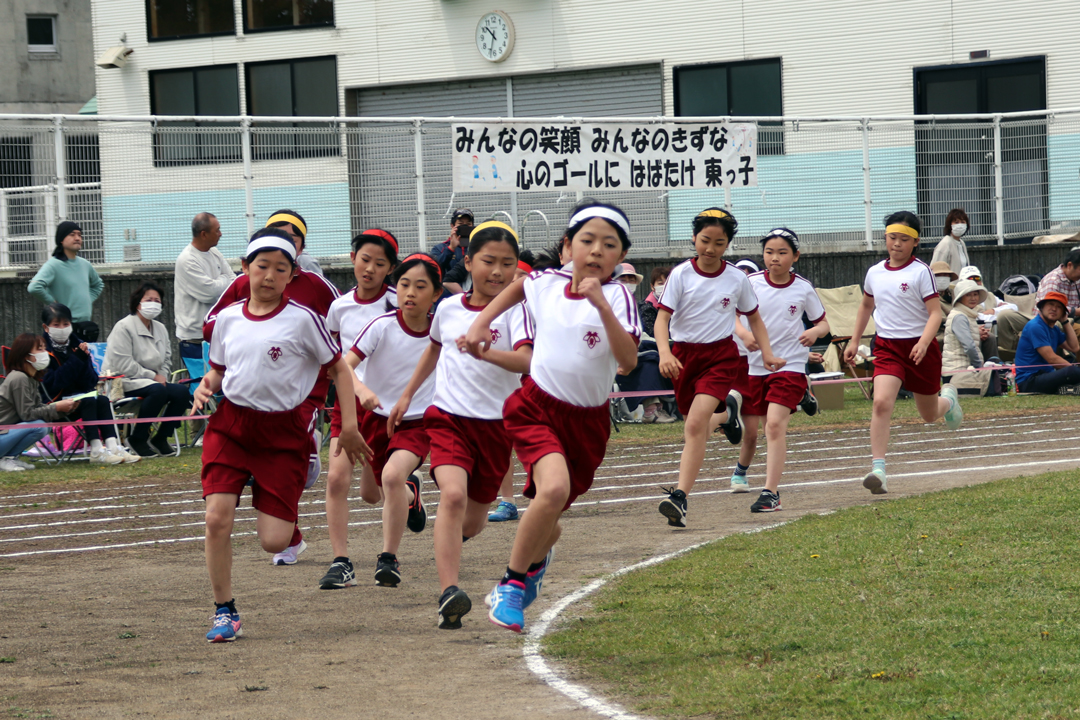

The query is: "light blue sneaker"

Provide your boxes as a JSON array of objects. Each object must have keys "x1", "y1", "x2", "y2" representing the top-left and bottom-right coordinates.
[
  {"x1": 862, "y1": 468, "x2": 887, "y2": 495},
  {"x1": 206, "y1": 606, "x2": 242, "y2": 643},
  {"x1": 487, "y1": 581, "x2": 526, "y2": 633},
  {"x1": 730, "y1": 473, "x2": 750, "y2": 493},
  {"x1": 941, "y1": 385, "x2": 963, "y2": 431},
  {"x1": 488, "y1": 500, "x2": 519, "y2": 522},
  {"x1": 524, "y1": 547, "x2": 554, "y2": 609}
]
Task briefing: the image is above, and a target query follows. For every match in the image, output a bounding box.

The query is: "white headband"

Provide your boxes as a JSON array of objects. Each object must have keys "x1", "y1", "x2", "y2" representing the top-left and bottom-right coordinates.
[
  {"x1": 246, "y1": 236, "x2": 297, "y2": 262},
  {"x1": 568, "y1": 206, "x2": 630, "y2": 238}
]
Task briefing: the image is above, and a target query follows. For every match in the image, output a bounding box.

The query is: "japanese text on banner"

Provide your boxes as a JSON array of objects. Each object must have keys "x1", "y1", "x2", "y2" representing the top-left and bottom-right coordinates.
[{"x1": 451, "y1": 122, "x2": 758, "y2": 193}]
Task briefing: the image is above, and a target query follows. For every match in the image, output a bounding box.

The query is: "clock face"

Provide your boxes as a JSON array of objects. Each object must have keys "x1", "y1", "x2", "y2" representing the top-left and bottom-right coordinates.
[{"x1": 476, "y1": 11, "x2": 514, "y2": 63}]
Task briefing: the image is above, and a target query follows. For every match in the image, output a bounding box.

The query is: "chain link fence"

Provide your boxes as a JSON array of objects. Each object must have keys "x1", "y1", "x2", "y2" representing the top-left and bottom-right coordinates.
[{"x1": 1, "y1": 110, "x2": 1078, "y2": 269}]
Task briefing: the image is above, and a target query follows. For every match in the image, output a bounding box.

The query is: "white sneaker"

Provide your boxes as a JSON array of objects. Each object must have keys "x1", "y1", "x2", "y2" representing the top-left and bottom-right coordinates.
[
  {"x1": 109, "y1": 447, "x2": 141, "y2": 464},
  {"x1": 272, "y1": 539, "x2": 307, "y2": 566},
  {"x1": 0, "y1": 457, "x2": 25, "y2": 472},
  {"x1": 305, "y1": 430, "x2": 322, "y2": 489},
  {"x1": 11, "y1": 458, "x2": 34, "y2": 470},
  {"x1": 91, "y1": 448, "x2": 124, "y2": 465}
]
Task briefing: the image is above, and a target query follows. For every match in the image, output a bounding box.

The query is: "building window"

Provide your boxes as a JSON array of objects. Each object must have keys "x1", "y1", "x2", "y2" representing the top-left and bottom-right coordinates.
[
  {"x1": 673, "y1": 58, "x2": 784, "y2": 155},
  {"x1": 246, "y1": 56, "x2": 338, "y2": 159},
  {"x1": 66, "y1": 135, "x2": 101, "y2": 185},
  {"x1": 27, "y1": 16, "x2": 57, "y2": 53},
  {"x1": 243, "y1": 0, "x2": 333, "y2": 32},
  {"x1": 150, "y1": 65, "x2": 241, "y2": 166},
  {"x1": 146, "y1": 0, "x2": 234, "y2": 41}
]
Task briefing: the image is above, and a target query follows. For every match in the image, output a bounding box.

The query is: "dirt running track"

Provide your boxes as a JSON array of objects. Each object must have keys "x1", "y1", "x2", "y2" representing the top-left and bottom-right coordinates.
[{"x1": 1, "y1": 409, "x2": 1077, "y2": 719}]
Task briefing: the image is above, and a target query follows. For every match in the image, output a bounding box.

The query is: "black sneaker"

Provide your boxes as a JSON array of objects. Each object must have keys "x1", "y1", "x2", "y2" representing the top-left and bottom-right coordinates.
[
  {"x1": 658, "y1": 487, "x2": 688, "y2": 528},
  {"x1": 799, "y1": 389, "x2": 819, "y2": 417},
  {"x1": 405, "y1": 473, "x2": 427, "y2": 533},
  {"x1": 374, "y1": 553, "x2": 401, "y2": 587},
  {"x1": 127, "y1": 438, "x2": 157, "y2": 458},
  {"x1": 717, "y1": 391, "x2": 743, "y2": 445},
  {"x1": 319, "y1": 559, "x2": 357, "y2": 589},
  {"x1": 750, "y1": 489, "x2": 782, "y2": 513},
  {"x1": 438, "y1": 585, "x2": 472, "y2": 630},
  {"x1": 149, "y1": 435, "x2": 176, "y2": 457}
]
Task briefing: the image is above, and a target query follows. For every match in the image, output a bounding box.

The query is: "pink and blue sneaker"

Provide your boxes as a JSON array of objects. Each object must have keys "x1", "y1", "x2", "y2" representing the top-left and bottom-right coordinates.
[
  {"x1": 487, "y1": 580, "x2": 526, "y2": 633},
  {"x1": 523, "y1": 547, "x2": 554, "y2": 609},
  {"x1": 206, "y1": 606, "x2": 242, "y2": 643}
]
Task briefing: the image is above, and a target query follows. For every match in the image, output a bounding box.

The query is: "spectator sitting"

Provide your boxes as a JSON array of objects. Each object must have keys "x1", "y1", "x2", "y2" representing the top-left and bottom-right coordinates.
[
  {"x1": 27, "y1": 221, "x2": 104, "y2": 342},
  {"x1": 942, "y1": 280, "x2": 997, "y2": 395},
  {"x1": 615, "y1": 263, "x2": 676, "y2": 424},
  {"x1": 1013, "y1": 291, "x2": 1080, "y2": 394},
  {"x1": 0, "y1": 333, "x2": 80, "y2": 471},
  {"x1": 997, "y1": 248, "x2": 1080, "y2": 360},
  {"x1": 957, "y1": 265, "x2": 1013, "y2": 361},
  {"x1": 613, "y1": 262, "x2": 642, "y2": 294},
  {"x1": 103, "y1": 282, "x2": 191, "y2": 458},
  {"x1": 40, "y1": 303, "x2": 140, "y2": 464},
  {"x1": 641, "y1": 266, "x2": 671, "y2": 338}
]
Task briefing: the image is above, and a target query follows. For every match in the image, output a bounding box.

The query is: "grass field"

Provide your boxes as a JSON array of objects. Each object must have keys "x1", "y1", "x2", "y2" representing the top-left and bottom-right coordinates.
[{"x1": 544, "y1": 469, "x2": 1080, "y2": 719}]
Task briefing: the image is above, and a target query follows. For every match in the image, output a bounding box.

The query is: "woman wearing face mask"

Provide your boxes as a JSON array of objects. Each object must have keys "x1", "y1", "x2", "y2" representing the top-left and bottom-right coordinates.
[
  {"x1": 0, "y1": 333, "x2": 80, "y2": 471},
  {"x1": 41, "y1": 303, "x2": 140, "y2": 464},
  {"x1": 931, "y1": 209, "x2": 971, "y2": 277},
  {"x1": 103, "y1": 282, "x2": 191, "y2": 458}
]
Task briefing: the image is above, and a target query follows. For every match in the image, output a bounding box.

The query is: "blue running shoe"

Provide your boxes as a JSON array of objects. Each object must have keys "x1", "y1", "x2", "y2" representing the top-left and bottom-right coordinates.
[
  {"x1": 487, "y1": 581, "x2": 526, "y2": 633},
  {"x1": 488, "y1": 501, "x2": 519, "y2": 522},
  {"x1": 523, "y1": 547, "x2": 554, "y2": 609},
  {"x1": 206, "y1": 606, "x2": 242, "y2": 643}
]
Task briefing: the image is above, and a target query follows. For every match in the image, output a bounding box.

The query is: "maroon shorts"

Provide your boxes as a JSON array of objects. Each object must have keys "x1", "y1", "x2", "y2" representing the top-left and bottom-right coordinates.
[
  {"x1": 873, "y1": 336, "x2": 942, "y2": 396},
  {"x1": 671, "y1": 338, "x2": 741, "y2": 416},
  {"x1": 424, "y1": 405, "x2": 512, "y2": 504},
  {"x1": 732, "y1": 355, "x2": 751, "y2": 396},
  {"x1": 360, "y1": 410, "x2": 429, "y2": 486},
  {"x1": 745, "y1": 372, "x2": 809, "y2": 416},
  {"x1": 502, "y1": 376, "x2": 609, "y2": 511},
  {"x1": 201, "y1": 398, "x2": 317, "y2": 523},
  {"x1": 329, "y1": 395, "x2": 367, "y2": 439}
]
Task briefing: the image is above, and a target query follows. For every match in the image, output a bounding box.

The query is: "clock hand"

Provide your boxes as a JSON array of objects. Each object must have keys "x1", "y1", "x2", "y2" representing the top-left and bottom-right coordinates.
[{"x1": 486, "y1": 26, "x2": 498, "y2": 40}]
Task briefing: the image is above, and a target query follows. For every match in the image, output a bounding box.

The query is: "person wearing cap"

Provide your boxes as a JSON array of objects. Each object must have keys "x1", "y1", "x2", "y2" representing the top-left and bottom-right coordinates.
[
  {"x1": 1013, "y1": 291, "x2": 1080, "y2": 394},
  {"x1": 266, "y1": 209, "x2": 323, "y2": 276},
  {"x1": 996, "y1": 248, "x2": 1080, "y2": 360},
  {"x1": 430, "y1": 209, "x2": 474, "y2": 275},
  {"x1": 174, "y1": 212, "x2": 236, "y2": 368},
  {"x1": 28, "y1": 220, "x2": 104, "y2": 341},
  {"x1": 612, "y1": 262, "x2": 643, "y2": 293},
  {"x1": 942, "y1": 279, "x2": 991, "y2": 390},
  {"x1": 931, "y1": 208, "x2": 971, "y2": 277},
  {"x1": 956, "y1": 264, "x2": 1013, "y2": 361}
]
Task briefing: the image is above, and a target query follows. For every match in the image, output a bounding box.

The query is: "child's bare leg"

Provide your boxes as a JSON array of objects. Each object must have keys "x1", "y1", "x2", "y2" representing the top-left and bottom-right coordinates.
[
  {"x1": 677, "y1": 394, "x2": 722, "y2": 494},
  {"x1": 914, "y1": 392, "x2": 950, "y2": 423},
  {"x1": 463, "y1": 499, "x2": 489, "y2": 539},
  {"x1": 763, "y1": 404, "x2": 793, "y2": 492},
  {"x1": 205, "y1": 493, "x2": 238, "y2": 603},
  {"x1": 256, "y1": 511, "x2": 295, "y2": 554},
  {"x1": 434, "y1": 465, "x2": 469, "y2": 590},
  {"x1": 325, "y1": 437, "x2": 354, "y2": 558},
  {"x1": 498, "y1": 465, "x2": 516, "y2": 504},
  {"x1": 508, "y1": 453, "x2": 568, "y2": 573},
  {"x1": 740, "y1": 416, "x2": 761, "y2": 467},
  {"x1": 358, "y1": 462, "x2": 382, "y2": 505},
  {"x1": 380, "y1": 450, "x2": 420, "y2": 556},
  {"x1": 870, "y1": 375, "x2": 902, "y2": 459}
]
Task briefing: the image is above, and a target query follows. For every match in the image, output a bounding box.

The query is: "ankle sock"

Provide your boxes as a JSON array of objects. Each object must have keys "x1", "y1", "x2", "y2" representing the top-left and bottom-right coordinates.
[
  {"x1": 734, "y1": 462, "x2": 750, "y2": 477},
  {"x1": 462, "y1": 535, "x2": 470, "y2": 544},
  {"x1": 105, "y1": 437, "x2": 119, "y2": 451},
  {"x1": 872, "y1": 458, "x2": 886, "y2": 475},
  {"x1": 333, "y1": 556, "x2": 350, "y2": 565},
  {"x1": 502, "y1": 567, "x2": 527, "y2": 584},
  {"x1": 378, "y1": 552, "x2": 397, "y2": 562},
  {"x1": 90, "y1": 439, "x2": 104, "y2": 452},
  {"x1": 215, "y1": 599, "x2": 237, "y2": 614},
  {"x1": 527, "y1": 559, "x2": 546, "y2": 573}
]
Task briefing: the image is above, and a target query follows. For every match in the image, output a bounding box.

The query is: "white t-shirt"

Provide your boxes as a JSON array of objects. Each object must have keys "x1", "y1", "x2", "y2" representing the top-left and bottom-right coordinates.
[
  {"x1": 326, "y1": 285, "x2": 398, "y2": 383},
  {"x1": 208, "y1": 299, "x2": 340, "y2": 413},
  {"x1": 173, "y1": 243, "x2": 235, "y2": 340},
  {"x1": 864, "y1": 257, "x2": 938, "y2": 339},
  {"x1": 746, "y1": 272, "x2": 826, "y2": 376},
  {"x1": 351, "y1": 310, "x2": 435, "y2": 421},
  {"x1": 430, "y1": 293, "x2": 531, "y2": 420},
  {"x1": 523, "y1": 269, "x2": 641, "y2": 408},
  {"x1": 657, "y1": 258, "x2": 759, "y2": 343}
]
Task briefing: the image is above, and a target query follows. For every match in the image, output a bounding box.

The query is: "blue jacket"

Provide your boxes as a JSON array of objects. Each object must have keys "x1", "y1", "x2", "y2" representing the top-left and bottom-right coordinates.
[
  {"x1": 41, "y1": 333, "x2": 98, "y2": 401},
  {"x1": 429, "y1": 236, "x2": 467, "y2": 275}
]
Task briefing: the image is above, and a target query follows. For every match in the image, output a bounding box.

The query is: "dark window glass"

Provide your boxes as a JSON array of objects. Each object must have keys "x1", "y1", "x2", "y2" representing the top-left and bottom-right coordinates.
[
  {"x1": 244, "y1": 0, "x2": 333, "y2": 31},
  {"x1": 149, "y1": 65, "x2": 241, "y2": 166},
  {"x1": 674, "y1": 58, "x2": 783, "y2": 155},
  {"x1": 0, "y1": 138, "x2": 32, "y2": 190},
  {"x1": 147, "y1": 0, "x2": 234, "y2": 40},
  {"x1": 247, "y1": 56, "x2": 338, "y2": 160},
  {"x1": 26, "y1": 17, "x2": 55, "y2": 48},
  {"x1": 923, "y1": 79, "x2": 978, "y2": 114},
  {"x1": 66, "y1": 135, "x2": 100, "y2": 184}
]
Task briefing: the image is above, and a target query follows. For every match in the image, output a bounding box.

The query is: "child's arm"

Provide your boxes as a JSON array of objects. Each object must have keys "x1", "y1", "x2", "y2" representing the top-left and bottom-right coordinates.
[
  {"x1": 386, "y1": 342, "x2": 441, "y2": 437},
  {"x1": 734, "y1": 319, "x2": 758, "y2": 352},
  {"x1": 654, "y1": 309, "x2": 682, "y2": 379},
  {"x1": 472, "y1": 342, "x2": 532, "y2": 374},
  {"x1": 193, "y1": 367, "x2": 222, "y2": 412},
  {"x1": 746, "y1": 312, "x2": 785, "y2": 371},
  {"x1": 843, "y1": 294, "x2": 875, "y2": 364},
  {"x1": 344, "y1": 350, "x2": 382, "y2": 411},
  {"x1": 799, "y1": 318, "x2": 831, "y2": 347},
  {"x1": 327, "y1": 357, "x2": 373, "y2": 465},
  {"x1": 911, "y1": 298, "x2": 943, "y2": 365},
  {"x1": 579, "y1": 277, "x2": 638, "y2": 373},
  {"x1": 464, "y1": 276, "x2": 527, "y2": 358}
]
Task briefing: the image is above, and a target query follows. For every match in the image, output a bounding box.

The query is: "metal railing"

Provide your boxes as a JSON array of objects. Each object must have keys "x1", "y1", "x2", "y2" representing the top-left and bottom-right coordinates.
[{"x1": 1, "y1": 109, "x2": 1078, "y2": 268}]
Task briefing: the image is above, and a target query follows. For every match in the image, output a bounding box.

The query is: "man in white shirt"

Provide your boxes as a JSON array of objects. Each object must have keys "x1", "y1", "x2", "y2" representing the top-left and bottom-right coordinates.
[{"x1": 174, "y1": 212, "x2": 236, "y2": 368}]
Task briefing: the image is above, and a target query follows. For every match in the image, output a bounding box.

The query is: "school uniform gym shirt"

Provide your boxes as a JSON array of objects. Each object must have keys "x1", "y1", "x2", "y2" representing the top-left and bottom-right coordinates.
[
  {"x1": 746, "y1": 272, "x2": 826, "y2": 375},
  {"x1": 657, "y1": 258, "x2": 759, "y2": 342},
  {"x1": 863, "y1": 257, "x2": 938, "y2": 339}
]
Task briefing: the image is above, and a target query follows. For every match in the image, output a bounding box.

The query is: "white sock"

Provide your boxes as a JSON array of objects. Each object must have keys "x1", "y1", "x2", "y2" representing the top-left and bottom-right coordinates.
[
  {"x1": 90, "y1": 439, "x2": 104, "y2": 452},
  {"x1": 105, "y1": 437, "x2": 119, "y2": 451}
]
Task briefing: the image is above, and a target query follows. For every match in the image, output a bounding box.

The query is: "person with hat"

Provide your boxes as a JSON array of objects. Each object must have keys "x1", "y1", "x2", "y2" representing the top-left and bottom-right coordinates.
[
  {"x1": 997, "y1": 248, "x2": 1080, "y2": 360},
  {"x1": 430, "y1": 209, "x2": 475, "y2": 275},
  {"x1": 612, "y1": 262, "x2": 643, "y2": 293},
  {"x1": 1013, "y1": 291, "x2": 1080, "y2": 394},
  {"x1": 930, "y1": 260, "x2": 959, "y2": 320},
  {"x1": 266, "y1": 209, "x2": 323, "y2": 276},
  {"x1": 28, "y1": 220, "x2": 104, "y2": 342},
  {"x1": 942, "y1": 279, "x2": 992, "y2": 391}
]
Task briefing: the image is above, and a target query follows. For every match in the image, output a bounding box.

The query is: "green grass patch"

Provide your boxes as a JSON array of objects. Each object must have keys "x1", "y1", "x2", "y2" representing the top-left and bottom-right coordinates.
[
  {"x1": 544, "y1": 470, "x2": 1080, "y2": 719},
  {"x1": 0, "y1": 447, "x2": 202, "y2": 491}
]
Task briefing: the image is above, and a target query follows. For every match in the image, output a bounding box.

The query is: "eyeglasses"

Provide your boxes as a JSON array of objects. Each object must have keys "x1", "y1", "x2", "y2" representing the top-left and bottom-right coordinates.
[{"x1": 967, "y1": 276, "x2": 982, "y2": 282}]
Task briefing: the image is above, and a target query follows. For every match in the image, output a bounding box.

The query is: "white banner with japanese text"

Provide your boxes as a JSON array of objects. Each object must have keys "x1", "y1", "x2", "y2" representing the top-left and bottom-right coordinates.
[{"x1": 451, "y1": 122, "x2": 758, "y2": 193}]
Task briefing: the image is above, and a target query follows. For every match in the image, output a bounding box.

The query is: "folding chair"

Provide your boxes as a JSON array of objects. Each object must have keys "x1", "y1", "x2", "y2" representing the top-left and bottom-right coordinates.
[
  {"x1": 86, "y1": 342, "x2": 181, "y2": 454},
  {"x1": 815, "y1": 285, "x2": 876, "y2": 399}
]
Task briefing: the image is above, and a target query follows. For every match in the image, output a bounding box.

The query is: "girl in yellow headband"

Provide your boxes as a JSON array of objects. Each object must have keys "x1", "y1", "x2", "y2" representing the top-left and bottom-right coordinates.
[{"x1": 844, "y1": 211, "x2": 963, "y2": 495}]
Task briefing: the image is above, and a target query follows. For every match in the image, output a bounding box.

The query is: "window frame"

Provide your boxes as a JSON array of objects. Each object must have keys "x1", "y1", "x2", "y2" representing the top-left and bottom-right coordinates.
[
  {"x1": 26, "y1": 15, "x2": 57, "y2": 53},
  {"x1": 148, "y1": 64, "x2": 242, "y2": 167},
  {"x1": 913, "y1": 55, "x2": 1046, "y2": 115},
  {"x1": 241, "y1": 0, "x2": 335, "y2": 34},
  {"x1": 245, "y1": 55, "x2": 340, "y2": 161},
  {"x1": 144, "y1": 0, "x2": 236, "y2": 43}
]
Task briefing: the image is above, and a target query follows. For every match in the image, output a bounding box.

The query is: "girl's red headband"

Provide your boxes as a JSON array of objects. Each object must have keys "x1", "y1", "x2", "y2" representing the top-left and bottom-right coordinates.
[
  {"x1": 402, "y1": 253, "x2": 443, "y2": 279},
  {"x1": 517, "y1": 260, "x2": 533, "y2": 274},
  {"x1": 363, "y1": 228, "x2": 399, "y2": 253}
]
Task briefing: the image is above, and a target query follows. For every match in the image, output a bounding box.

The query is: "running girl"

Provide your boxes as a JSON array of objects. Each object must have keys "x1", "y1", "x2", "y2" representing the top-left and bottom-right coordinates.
[
  {"x1": 346, "y1": 254, "x2": 441, "y2": 587},
  {"x1": 318, "y1": 229, "x2": 399, "y2": 590},
  {"x1": 655, "y1": 208, "x2": 783, "y2": 528},
  {"x1": 464, "y1": 202, "x2": 640, "y2": 634},
  {"x1": 843, "y1": 211, "x2": 963, "y2": 494},
  {"x1": 388, "y1": 222, "x2": 532, "y2": 629},
  {"x1": 734, "y1": 228, "x2": 829, "y2": 513},
  {"x1": 197, "y1": 229, "x2": 367, "y2": 643}
]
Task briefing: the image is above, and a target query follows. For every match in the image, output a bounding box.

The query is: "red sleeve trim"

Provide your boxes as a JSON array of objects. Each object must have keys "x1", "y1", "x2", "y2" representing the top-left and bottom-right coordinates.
[
  {"x1": 742, "y1": 306, "x2": 760, "y2": 316},
  {"x1": 922, "y1": 293, "x2": 939, "y2": 302},
  {"x1": 809, "y1": 312, "x2": 826, "y2": 324},
  {"x1": 430, "y1": 338, "x2": 443, "y2": 347},
  {"x1": 513, "y1": 339, "x2": 534, "y2": 350},
  {"x1": 656, "y1": 303, "x2": 675, "y2": 314},
  {"x1": 350, "y1": 348, "x2": 367, "y2": 362},
  {"x1": 320, "y1": 352, "x2": 341, "y2": 373},
  {"x1": 629, "y1": 331, "x2": 641, "y2": 346},
  {"x1": 863, "y1": 290, "x2": 874, "y2": 297},
  {"x1": 209, "y1": 361, "x2": 226, "y2": 373}
]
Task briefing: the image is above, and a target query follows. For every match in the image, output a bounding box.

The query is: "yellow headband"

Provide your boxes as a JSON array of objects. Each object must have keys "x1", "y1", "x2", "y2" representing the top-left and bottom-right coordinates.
[
  {"x1": 469, "y1": 220, "x2": 519, "y2": 242},
  {"x1": 697, "y1": 209, "x2": 732, "y2": 220},
  {"x1": 266, "y1": 213, "x2": 307, "y2": 238},
  {"x1": 886, "y1": 223, "x2": 919, "y2": 239}
]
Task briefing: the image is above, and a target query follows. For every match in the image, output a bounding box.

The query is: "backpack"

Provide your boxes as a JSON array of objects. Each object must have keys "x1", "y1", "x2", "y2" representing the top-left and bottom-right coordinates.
[{"x1": 998, "y1": 275, "x2": 1036, "y2": 297}]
